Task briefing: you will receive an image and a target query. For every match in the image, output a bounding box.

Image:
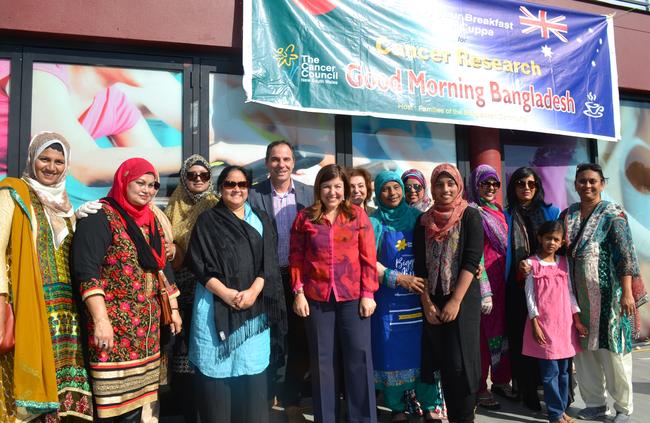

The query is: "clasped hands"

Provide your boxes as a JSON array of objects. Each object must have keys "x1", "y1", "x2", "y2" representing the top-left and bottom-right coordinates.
[
  {"x1": 423, "y1": 297, "x2": 460, "y2": 325},
  {"x1": 223, "y1": 287, "x2": 259, "y2": 310}
]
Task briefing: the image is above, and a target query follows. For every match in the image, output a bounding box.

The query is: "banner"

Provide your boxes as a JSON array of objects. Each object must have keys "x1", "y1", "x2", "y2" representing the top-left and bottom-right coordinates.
[{"x1": 243, "y1": 0, "x2": 620, "y2": 141}]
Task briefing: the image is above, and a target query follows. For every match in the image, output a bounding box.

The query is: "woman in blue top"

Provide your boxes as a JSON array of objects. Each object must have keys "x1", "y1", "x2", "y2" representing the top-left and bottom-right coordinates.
[
  {"x1": 186, "y1": 165, "x2": 286, "y2": 423},
  {"x1": 370, "y1": 171, "x2": 446, "y2": 422},
  {"x1": 503, "y1": 166, "x2": 560, "y2": 411}
]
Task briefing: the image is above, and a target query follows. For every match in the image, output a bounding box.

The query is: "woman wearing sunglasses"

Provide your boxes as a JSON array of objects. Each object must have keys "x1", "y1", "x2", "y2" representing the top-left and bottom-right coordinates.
[
  {"x1": 504, "y1": 166, "x2": 559, "y2": 411},
  {"x1": 467, "y1": 165, "x2": 513, "y2": 410},
  {"x1": 402, "y1": 169, "x2": 433, "y2": 212},
  {"x1": 163, "y1": 154, "x2": 217, "y2": 422},
  {"x1": 186, "y1": 165, "x2": 286, "y2": 423}
]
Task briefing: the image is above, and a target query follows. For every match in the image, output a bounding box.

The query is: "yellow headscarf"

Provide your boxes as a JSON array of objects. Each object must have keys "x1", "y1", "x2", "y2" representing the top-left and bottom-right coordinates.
[{"x1": 165, "y1": 155, "x2": 217, "y2": 254}]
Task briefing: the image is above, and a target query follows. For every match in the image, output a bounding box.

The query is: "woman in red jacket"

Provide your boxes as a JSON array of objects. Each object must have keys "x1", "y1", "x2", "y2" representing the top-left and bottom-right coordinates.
[{"x1": 290, "y1": 164, "x2": 378, "y2": 423}]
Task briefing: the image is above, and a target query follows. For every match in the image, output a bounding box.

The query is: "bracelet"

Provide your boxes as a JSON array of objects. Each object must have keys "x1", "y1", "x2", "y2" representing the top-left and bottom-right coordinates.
[
  {"x1": 171, "y1": 307, "x2": 178, "y2": 310},
  {"x1": 293, "y1": 288, "x2": 304, "y2": 297},
  {"x1": 383, "y1": 269, "x2": 398, "y2": 289}
]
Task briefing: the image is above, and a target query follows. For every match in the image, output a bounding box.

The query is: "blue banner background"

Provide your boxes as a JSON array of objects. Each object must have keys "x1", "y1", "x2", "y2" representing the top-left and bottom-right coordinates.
[{"x1": 244, "y1": 0, "x2": 620, "y2": 140}]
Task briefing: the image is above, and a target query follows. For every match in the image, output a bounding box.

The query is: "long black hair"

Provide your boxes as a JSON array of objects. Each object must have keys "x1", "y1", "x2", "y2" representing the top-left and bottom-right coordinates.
[{"x1": 505, "y1": 166, "x2": 548, "y2": 212}]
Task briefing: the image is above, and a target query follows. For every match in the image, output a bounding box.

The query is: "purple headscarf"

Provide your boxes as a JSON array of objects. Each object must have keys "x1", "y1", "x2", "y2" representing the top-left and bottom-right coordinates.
[
  {"x1": 468, "y1": 165, "x2": 508, "y2": 255},
  {"x1": 401, "y1": 168, "x2": 433, "y2": 212},
  {"x1": 468, "y1": 164, "x2": 500, "y2": 204}
]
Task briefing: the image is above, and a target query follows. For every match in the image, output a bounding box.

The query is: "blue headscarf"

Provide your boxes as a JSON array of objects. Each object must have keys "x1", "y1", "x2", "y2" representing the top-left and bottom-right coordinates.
[{"x1": 370, "y1": 170, "x2": 422, "y2": 249}]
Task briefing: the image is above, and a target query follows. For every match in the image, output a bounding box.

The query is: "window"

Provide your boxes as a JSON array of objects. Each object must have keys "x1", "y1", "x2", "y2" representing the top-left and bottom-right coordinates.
[
  {"x1": 209, "y1": 73, "x2": 335, "y2": 187},
  {"x1": 593, "y1": 0, "x2": 649, "y2": 12},
  {"x1": 351, "y1": 116, "x2": 456, "y2": 205},
  {"x1": 0, "y1": 59, "x2": 10, "y2": 180},
  {"x1": 502, "y1": 130, "x2": 590, "y2": 211},
  {"x1": 597, "y1": 99, "x2": 650, "y2": 276},
  {"x1": 30, "y1": 62, "x2": 183, "y2": 207}
]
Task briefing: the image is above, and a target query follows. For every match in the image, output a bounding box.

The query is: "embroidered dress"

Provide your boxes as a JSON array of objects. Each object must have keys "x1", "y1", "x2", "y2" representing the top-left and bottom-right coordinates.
[
  {"x1": 0, "y1": 179, "x2": 92, "y2": 423},
  {"x1": 30, "y1": 192, "x2": 93, "y2": 422},
  {"x1": 371, "y1": 227, "x2": 445, "y2": 415},
  {"x1": 564, "y1": 201, "x2": 645, "y2": 354},
  {"x1": 77, "y1": 205, "x2": 178, "y2": 419}
]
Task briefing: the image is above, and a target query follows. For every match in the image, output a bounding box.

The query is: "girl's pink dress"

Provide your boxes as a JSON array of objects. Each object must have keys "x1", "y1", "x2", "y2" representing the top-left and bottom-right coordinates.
[{"x1": 522, "y1": 256, "x2": 581, "y2": 360}]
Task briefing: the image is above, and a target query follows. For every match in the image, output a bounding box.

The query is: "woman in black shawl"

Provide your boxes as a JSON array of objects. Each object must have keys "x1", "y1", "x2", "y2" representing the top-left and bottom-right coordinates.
[{"x1": 186, "y1": 165, "x2": 286, "y2": 423}]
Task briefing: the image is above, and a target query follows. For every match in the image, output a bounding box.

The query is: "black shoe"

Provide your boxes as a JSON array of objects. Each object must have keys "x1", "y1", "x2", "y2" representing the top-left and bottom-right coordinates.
[
  {"x1": 491, "y1": 384, "x2": 518, "y2": 401},
  {"x1": 523, "y1": 397, "x2": 542, "y2": 411},
  {"x1": 390, "y1": 411, "x2": 409, "y2": 423}
]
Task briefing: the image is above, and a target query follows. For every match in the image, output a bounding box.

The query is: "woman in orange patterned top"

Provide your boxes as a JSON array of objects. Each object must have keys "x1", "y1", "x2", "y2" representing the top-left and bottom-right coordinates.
[{"x1": 72, "y1": 158, "x2": 181, "y2": 422}]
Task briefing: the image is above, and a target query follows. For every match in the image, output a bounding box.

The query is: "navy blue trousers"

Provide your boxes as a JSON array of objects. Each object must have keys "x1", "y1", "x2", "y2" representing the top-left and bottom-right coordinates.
[
  {"x1": 538, "y1": 358, "x2": 570, "y2": 421},
  {"x1": 306, "y1": 296, "x2": 376, "y2": 423}
]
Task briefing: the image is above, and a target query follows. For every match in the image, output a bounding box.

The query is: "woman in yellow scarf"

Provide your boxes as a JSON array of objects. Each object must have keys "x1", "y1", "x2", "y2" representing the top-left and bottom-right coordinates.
[
  {"x1": 163, "y1": 154, "x2": 217, "y2": 422},
  {"x1": 0, "y1": 132, "x2": 93, "y2": 422}
]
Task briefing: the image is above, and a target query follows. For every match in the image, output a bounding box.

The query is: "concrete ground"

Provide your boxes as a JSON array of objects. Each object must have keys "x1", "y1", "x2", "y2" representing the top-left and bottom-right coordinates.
[{"x1": 161, "y1": 342, "x2": 650, "y2": 422}]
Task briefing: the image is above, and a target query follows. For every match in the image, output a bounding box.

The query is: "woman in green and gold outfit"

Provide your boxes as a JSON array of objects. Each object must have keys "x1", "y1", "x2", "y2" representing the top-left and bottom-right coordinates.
[{"x1": 0, "y1": 132, "x2": 93, "y2": 422}]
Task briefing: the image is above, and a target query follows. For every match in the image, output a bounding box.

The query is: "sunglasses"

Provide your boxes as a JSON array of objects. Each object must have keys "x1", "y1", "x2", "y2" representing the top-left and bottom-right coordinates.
[
  {"x1": 479, "y1": 180, "x2": 501, "y2": 189},
  {"x1": 186, "y1": 171, "x2": 211, "y2": 182},
  {"x1": 515, "y1": 179, "x2": 537, "y2": 189},
  {"x1": 405, "y1": 184, "x2": 423, "y2": 193},
  {"x1": 222, "y1": 180, "x2": 250, "y2": 189}
]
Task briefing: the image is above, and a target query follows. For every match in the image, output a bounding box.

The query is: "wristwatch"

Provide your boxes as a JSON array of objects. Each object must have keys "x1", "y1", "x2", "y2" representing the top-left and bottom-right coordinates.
[{"x1": 293, "y1": 288, "x2": 304, "y2": 297}]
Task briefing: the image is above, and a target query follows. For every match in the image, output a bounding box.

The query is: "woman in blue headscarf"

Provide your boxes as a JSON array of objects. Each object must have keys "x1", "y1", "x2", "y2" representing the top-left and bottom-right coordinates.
[{"x1": 370, "y1": 170, "x2": 446, "y2": 422}]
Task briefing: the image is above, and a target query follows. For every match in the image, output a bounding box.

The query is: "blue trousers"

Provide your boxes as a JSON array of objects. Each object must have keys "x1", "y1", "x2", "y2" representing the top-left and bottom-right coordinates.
[
  {"x1": 538, "y1": 358, "x2": 570, "y2": 421},
  {"x1": 306, "y1": 296, "x2": 376, "y2": 423}
]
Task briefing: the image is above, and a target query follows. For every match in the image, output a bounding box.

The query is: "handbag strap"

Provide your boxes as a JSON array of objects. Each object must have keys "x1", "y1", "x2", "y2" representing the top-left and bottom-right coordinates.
[{"x1": 157, "y1": 270, "x2": 173, "y2": 292}]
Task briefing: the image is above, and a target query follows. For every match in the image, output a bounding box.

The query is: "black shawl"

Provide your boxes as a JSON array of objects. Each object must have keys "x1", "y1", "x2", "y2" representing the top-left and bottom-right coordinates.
[{"x1": 186, "y1": 202, "x2": 287, "y2": 358}]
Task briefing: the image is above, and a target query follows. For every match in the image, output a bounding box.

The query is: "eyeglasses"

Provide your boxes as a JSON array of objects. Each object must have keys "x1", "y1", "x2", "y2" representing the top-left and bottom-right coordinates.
[
  {"x1": 222, "y1": 180, "x2": 250, "y2": 189},
  {"x1": 153, "y1": 181, "x2": 161, "y2": 190},
  {"x1": 515, "y1": 179, "x2": 537, "y2": 190},
  {"x1": 187, "y1": 171, "x2": 210, "y2": 182},
  {"x1": 405, "y1": 184, "x2": 423, "y2": 193},
  {"x1": 479, "y1": 180, "x2": 501, "y2": 189}
]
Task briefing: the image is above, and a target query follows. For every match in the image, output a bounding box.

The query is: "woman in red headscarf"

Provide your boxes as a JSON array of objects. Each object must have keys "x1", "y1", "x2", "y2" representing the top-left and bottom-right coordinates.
[
  {"x1": 72, "y1": 158, "x2": 182, "y2": 422},
  {"x1": 413, "y1": 164, "x2": 483, "y2": 423}
]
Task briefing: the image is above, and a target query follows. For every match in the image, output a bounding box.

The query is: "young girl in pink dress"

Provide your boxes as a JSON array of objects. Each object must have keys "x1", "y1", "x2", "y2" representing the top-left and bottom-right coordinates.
[{"x1": 522, "y1": 220, "x2": 588, "y2": 423}]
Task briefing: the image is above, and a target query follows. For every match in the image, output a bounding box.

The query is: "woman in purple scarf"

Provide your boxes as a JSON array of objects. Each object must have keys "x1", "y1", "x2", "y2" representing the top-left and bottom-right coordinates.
[{"x1": 467, "y1": 165, "x2": 513, "y2": 409}]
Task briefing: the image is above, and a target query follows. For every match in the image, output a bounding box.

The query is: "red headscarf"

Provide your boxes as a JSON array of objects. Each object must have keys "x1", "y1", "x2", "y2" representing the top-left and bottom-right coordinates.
[
  {"x1": 107, "y1": 158, "x2": 158, "y2": 227},
  {"x1": 421, "y1": 163, "x2": 468, "y2": 241}
]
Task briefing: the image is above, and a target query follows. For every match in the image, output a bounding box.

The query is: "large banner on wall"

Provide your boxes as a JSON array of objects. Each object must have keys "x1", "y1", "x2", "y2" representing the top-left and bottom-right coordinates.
[{"x1": 243, "y1": 0, "x2": 620, "y2": 141}]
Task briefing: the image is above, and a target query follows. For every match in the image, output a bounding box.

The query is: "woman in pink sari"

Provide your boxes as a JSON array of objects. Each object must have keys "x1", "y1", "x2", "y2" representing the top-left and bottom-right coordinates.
[{"x1": 467, "y1": 164, "x2": 513, "y2": 409}]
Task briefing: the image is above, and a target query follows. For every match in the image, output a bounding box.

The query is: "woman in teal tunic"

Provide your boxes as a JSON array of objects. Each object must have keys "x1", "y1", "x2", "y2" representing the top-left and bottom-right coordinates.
[{"x1": 370, "y1": 170, "x2": 446, "y2": 422}]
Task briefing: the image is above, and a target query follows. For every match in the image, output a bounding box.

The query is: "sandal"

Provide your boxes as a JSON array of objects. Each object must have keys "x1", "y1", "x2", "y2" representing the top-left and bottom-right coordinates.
[
  {"x1": 491, "y1": 384, "x2": 518, "y2": 400},
  {"x1": 477, "y1": 391, "x2": 501, "y2": 410},
  {"x1": 562, "y1": 413, "x2": 577, "y2": 423}
]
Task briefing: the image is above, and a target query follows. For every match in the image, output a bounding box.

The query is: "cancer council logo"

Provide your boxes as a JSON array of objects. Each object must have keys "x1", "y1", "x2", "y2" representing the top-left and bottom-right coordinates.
[{"x1": 275, "y1": 44, "x2": 299, "y2": 67}]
